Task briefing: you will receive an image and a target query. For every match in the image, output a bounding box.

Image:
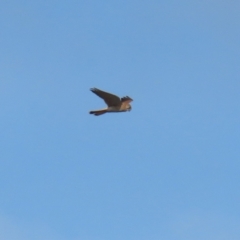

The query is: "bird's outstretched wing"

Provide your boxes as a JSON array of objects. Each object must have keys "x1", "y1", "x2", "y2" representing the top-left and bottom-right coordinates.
[{"x1": 90, "y1": 88, "x2": 121, "y2": 107}]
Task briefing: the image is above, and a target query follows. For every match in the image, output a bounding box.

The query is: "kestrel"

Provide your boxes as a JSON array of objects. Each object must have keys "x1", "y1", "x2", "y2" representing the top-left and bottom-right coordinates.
[{"x1": 89, "y1": 88, "x2": 133, "y2": 116}]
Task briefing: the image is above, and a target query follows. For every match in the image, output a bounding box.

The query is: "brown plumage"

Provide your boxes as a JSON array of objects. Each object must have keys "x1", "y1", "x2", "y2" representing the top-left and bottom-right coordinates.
[{"x1": 89, "y1": 88, "x2": 133, "y2": 116}]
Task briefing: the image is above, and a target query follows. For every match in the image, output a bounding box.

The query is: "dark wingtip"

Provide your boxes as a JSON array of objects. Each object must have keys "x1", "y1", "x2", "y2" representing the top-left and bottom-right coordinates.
[
  {"x1": 121, "y1": 96, "x2": 133, "y2": 102},
  {"x1": 89, "y1": 111, "x2": 99, "y2": 116},
  {"x1": 90, "y1": 87, "x2": 98, "y2": 92}
]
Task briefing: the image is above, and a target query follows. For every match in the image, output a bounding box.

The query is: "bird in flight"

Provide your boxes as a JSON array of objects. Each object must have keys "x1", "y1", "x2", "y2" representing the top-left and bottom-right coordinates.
[{"x1": 89, "y1": 88, "x2": 133, "y2": 116}]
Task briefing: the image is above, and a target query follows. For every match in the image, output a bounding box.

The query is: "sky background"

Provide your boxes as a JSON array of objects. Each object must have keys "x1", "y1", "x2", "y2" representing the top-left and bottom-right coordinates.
[{"x1": 0, "y1": 1, "x2": 240, "y2": 239}]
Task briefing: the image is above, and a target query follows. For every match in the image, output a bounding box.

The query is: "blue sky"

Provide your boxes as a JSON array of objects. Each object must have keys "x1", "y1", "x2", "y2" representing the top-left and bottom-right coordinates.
[{"x1": 1, "y1": 1, "x2": 240, "y2": 239}]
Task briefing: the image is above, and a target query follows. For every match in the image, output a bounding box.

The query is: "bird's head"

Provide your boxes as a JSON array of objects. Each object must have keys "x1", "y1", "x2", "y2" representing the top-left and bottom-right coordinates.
[{"x1": 127, "y1": 105, "x2": 132, "y2": 111}]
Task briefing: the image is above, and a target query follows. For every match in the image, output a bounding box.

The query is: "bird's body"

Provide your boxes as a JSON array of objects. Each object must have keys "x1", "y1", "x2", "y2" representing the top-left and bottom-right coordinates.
[{"x1": 89, "y1": 88, "x2": 133, "y2": 116}]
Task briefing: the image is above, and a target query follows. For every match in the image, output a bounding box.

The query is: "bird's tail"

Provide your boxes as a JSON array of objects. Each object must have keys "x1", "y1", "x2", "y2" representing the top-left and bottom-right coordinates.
[{"x1": 89, "y1": 109, "x2": 107, "y2": 116}]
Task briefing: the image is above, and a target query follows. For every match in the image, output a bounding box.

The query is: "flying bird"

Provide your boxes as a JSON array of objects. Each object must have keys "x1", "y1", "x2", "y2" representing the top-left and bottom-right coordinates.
[{"x1": 89, "y1": 88, "x2": 133, "y2": 116}]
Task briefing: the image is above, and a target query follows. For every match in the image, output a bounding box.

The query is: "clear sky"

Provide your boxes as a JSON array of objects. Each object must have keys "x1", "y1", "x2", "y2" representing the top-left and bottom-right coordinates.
[{"x1": 1, "y1": 1, "x2": 240, "y2": 239}]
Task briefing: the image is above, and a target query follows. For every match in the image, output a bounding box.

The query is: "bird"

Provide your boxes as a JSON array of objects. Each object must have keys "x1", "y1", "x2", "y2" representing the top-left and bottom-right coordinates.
[{"x1": 89, "y1": 88, "x2": 133, "y2": 116}]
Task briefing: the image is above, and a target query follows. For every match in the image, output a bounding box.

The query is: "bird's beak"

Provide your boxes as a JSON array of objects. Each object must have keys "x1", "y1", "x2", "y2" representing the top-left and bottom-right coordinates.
[{"x1": 128, "y1": 106, "x2": 132, "y2": 111}]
